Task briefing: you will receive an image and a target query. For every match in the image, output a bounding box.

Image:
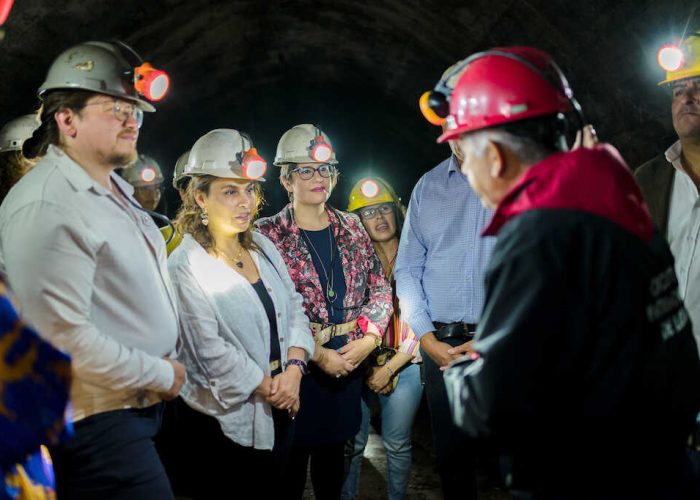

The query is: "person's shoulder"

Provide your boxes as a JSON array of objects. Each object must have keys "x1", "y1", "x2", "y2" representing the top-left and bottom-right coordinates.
[
  {"x1": 410, "y1": 156, "x2": 453, "y2": 199},
  {"x1": 1, "y1": 161, "x2": 66, "y2": 211},
  {"x1": 635, "y1": 153, "x2": 671, "y2": 180},
  {"x1": 167, "y1": 234, "x2": 199, "y2": 272},
  {"x1": 421, "y1": 156, "x2": 452, "y2": 183},
  {"x1": 254, "y1": 208, "x2": 288, "y2": 236},
  {"x1": 252, "y1": 231, "x2": 277, "y2": 251}
]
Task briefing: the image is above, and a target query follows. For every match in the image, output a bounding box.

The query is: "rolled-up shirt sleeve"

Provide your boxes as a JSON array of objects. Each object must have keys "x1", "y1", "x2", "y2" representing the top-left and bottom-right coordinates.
[
  {"x1": 395, "y1": 187, "x2": 436, "y2": 338},
  {"x1": 171, "y1": 265, "x2": 264, "y2": 408},
  {"x1": 2, "y1": 201, "x2": 174, "y2": 393}
]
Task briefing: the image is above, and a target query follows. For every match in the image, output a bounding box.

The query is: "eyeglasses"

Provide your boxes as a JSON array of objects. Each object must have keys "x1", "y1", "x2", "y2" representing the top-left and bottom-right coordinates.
[
  {"x1": 358, "y1": 203, "x2": 393, "y2": 220},
  {"x1": 84, "y1": 99, "x2": 144, "y2": 128},
  {"x1": 289, "y1": 164, "x2": 336, "y2": 180}
]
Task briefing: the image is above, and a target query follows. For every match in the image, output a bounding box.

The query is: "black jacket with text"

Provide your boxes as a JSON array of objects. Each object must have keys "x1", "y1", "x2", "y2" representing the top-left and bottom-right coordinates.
[{"x1": 445, "y1": 145, "x2": 700, "y2": 499}]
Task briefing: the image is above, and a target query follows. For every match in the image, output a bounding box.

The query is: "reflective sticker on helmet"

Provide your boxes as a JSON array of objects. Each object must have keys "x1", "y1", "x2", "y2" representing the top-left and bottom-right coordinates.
[
  {"x1": 506, "y1": 103, "x2": 528, "y2": 116},
  {"x1": 75, "y1": 60, "x2": 94, "y2": 71}
]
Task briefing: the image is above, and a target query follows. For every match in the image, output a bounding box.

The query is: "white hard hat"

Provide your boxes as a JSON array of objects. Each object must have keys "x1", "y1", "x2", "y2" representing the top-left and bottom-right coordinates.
[
  {"x1": 121, "y1": 154, "x2": 164, "y2": 187},
  {"x1": 172, "y1": 150, "x2": 190, "y2": 189},
  {"x1": 39, "y1": 41, "x2": 157, "y2": 112},
  {"x1": 274, "y1": 124, "x2": 338, "y2": 166},
  {"x1": 185, "y1": 129, "x2": 266, "y2": 181},
  {"x1": 0, "y1": 114, "x2": 39, "y2": 153}
]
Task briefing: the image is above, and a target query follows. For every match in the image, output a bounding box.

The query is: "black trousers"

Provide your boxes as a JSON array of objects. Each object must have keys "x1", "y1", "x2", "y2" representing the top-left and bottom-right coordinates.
[
  {"x1": 421, "y1": 338, "x2": 478, "y2": 500},
  {"x1": 50, "y1": 404, "x2": 173, "y2": 500},
  {"x1": 286, "y1": 441, "x2": 346, "y2": 500},
  {"x1": 161, "y1": 397, "x2": 294, "y2": 499}
]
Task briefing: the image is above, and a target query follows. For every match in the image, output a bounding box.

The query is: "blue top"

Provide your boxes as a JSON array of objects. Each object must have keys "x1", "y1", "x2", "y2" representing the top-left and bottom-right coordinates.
[
  {"x1": 300, "y1": 226, "x2": 347, "y2": 324},
  {"x1": 250, "y1": 279, "x2": 281, "y2": 370},
  {"x1": 394, "y1": 155, "x2": 496, "y2": 338}
]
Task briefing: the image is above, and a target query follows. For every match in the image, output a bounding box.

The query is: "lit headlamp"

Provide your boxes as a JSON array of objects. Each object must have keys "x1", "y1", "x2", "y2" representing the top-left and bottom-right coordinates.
[
  {"x1": 658, "y1": 44, "x2": 685, "y2": 72},
  {"x1": 360, "y1": 179, "x2": 380, "y2": 198},
  {"x1": 134, "y1": 62, "x2": 170, "y2": 101},
  {"x1": 310, "y1": 135, "x2": 333, "y2": 162},
  {"x1": 239, "y1": 147, "x2": 267, "y2": 180},
  {"x1": 141, "y1": 167, "x2": 157, "y2": 183}
]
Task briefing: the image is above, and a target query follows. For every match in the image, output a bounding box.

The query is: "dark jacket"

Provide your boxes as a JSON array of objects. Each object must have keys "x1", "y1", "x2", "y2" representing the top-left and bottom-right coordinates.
[
  {"x1": 635, "y1": 153, "x2": 675, "y2": 238},
  {"x1": 445, "y1": 146, "x2": 700, "y2": 498}
]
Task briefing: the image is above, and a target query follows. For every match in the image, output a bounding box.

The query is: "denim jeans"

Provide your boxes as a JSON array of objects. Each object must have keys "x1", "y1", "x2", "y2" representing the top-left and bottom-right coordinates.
[{"x1": 342, "y1": 362, "x2": 423, "y2": 500}]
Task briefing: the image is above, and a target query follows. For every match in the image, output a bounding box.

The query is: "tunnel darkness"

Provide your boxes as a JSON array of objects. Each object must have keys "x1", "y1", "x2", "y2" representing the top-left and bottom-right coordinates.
[{"x1": 0, "y1": 0, "x2": 697, "y2": 218}]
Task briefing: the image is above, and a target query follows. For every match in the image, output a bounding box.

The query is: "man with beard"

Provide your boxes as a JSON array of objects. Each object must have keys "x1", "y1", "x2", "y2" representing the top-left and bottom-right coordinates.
[{"x1": 0, "y1": 41, "x2": 184, "y2": 499}]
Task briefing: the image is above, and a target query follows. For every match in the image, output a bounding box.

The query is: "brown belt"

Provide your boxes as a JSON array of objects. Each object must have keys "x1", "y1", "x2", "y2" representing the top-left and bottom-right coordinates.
[{"x1": 310, "y1": 320, "x2": 358, "y2": 346}]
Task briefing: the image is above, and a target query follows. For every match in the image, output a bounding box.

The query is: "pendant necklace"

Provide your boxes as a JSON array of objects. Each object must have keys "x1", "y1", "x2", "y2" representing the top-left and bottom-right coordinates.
[
  {"x1": 300, "y1": 226, "x2": 337, "y2": 303},
  {"x1": 217, "y1": 245, "x2": 245, "y2": 269}
]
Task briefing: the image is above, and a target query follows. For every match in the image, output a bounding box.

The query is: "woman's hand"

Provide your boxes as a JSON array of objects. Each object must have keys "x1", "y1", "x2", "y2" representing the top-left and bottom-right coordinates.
[
  {"x1": 339, "y1": 336, "x2": 376, "y2": 368},
  {"x1": 289, "y1": 398, "x2": 300, "y2": 418},
  {"x1": 267, "y1": 369, "x2": 302, "y2": 410},
  {"x1": 315, "y1": 347, "x2": 354, "y2": 378},
  {"x1": 254, "y1": 375, "x2": 273, "y2": 398},
  {"x1": 366, "y1": 365, "x2": 393, "y2": 393}
]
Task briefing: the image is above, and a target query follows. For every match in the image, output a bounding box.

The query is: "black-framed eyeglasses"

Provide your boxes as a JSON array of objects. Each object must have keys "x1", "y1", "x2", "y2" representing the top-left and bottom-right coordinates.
[
  {"x1": 358, "y1": 203, "x2": 393, "y2": 220},
  {"x1": 289, "y1": 164, "x2": 336, "y2": 180},
  {"x1": 84, "y1": 98, "x2": 144, "y2": 128}
]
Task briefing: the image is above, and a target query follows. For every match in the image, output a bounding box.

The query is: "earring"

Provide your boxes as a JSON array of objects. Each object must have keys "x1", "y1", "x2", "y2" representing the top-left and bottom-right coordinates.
[
  {"x1": 200, "y1": 210, "x2": 209, "y2": 226},
  {"x1": 287, "y1": 191, "x2": 294, "y2": 202}
]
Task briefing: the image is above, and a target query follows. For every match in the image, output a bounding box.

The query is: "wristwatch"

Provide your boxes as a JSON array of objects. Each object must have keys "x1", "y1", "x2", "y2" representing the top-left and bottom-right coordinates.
[{"x1": 284, "y1": 359, "x2": 309, "y2": 376}]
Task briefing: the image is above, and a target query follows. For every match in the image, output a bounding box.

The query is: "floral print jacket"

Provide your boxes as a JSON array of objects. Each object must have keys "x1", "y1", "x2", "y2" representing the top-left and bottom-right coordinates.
[{"x1": 255, "y1": 204, "x2": 393, "y2": 340}]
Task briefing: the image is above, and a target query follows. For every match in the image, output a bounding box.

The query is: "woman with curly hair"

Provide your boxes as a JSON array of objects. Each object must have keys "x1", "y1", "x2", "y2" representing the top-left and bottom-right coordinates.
[{"x1": 168, "y1": 129, "x2": 315, "y2": 499}]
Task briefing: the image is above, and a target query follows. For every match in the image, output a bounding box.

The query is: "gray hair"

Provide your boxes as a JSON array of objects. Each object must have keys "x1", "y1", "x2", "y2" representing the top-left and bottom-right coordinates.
[{"x1": 462, "y1": 128, "x2": 552, "y2": 166}]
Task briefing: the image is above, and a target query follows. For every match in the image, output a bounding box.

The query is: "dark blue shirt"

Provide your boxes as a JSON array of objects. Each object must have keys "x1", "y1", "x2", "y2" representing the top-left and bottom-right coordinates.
[{"x1": 300, "y1": 226, "x2": 347, "y2": 324}]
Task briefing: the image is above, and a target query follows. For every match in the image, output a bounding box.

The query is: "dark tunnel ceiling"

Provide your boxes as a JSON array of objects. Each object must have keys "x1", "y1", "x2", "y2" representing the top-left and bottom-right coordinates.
[{"x1": 0, "y1": 0, "x2": 698, "y2": 216}]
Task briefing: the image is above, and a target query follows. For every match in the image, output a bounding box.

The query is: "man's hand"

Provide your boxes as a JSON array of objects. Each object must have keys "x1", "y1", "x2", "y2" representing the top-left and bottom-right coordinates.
[
  {"x1": 267, "y1": 368, "x2": 302, "y2": 410},
  {"x1": 420, "y1": 333, "x2": 458, "y2": 369},
  {"x1": 573, "y1": 124, "x2": 599, "y2": 150},
  {"x1": 160, "y1": 358, "x2": 186, "y2": 400},
  {"x1": 316, "y1": 347, "x2": 354, "y2": 378},
  {"x1": 447, "y1": 340, "x2": 475, "y2": 357},
  {"x1": 339, "y1": 336, "x2": 376, "y2": 368},
  {"x1": 366, "y1": 365, "x2": 393, "y2": 393}
]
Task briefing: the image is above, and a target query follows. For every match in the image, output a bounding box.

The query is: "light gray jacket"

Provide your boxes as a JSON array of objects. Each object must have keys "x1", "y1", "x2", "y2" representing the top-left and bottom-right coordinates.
[{"x1": 168, "y1": 232, "x2": 315, "y2": 450}]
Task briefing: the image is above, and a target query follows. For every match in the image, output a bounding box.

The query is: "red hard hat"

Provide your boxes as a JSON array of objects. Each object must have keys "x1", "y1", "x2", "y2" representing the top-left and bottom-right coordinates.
[{"x1": 437, "y1": 47, "x2": 572, "y2": 143}]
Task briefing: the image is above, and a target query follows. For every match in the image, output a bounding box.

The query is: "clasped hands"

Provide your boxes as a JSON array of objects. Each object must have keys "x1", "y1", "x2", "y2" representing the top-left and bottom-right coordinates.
[{"x1": 315, "y1": 335, "x2": 377, "y2": 378}]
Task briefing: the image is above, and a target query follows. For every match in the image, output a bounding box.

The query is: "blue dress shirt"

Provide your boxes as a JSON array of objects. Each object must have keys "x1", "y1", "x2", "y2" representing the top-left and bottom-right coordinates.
[{"x1": 395, "y1": 155, "x2": 496, "y2": 338}]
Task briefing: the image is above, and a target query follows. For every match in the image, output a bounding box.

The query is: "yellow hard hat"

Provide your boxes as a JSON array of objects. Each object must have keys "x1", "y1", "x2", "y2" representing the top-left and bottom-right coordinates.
[
  {"x1": 658, "y1": 31, "x2": 700, "y2": 85},
  {"x1": 348, "y1": 177, "x2": 396, "y2": 213}
]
